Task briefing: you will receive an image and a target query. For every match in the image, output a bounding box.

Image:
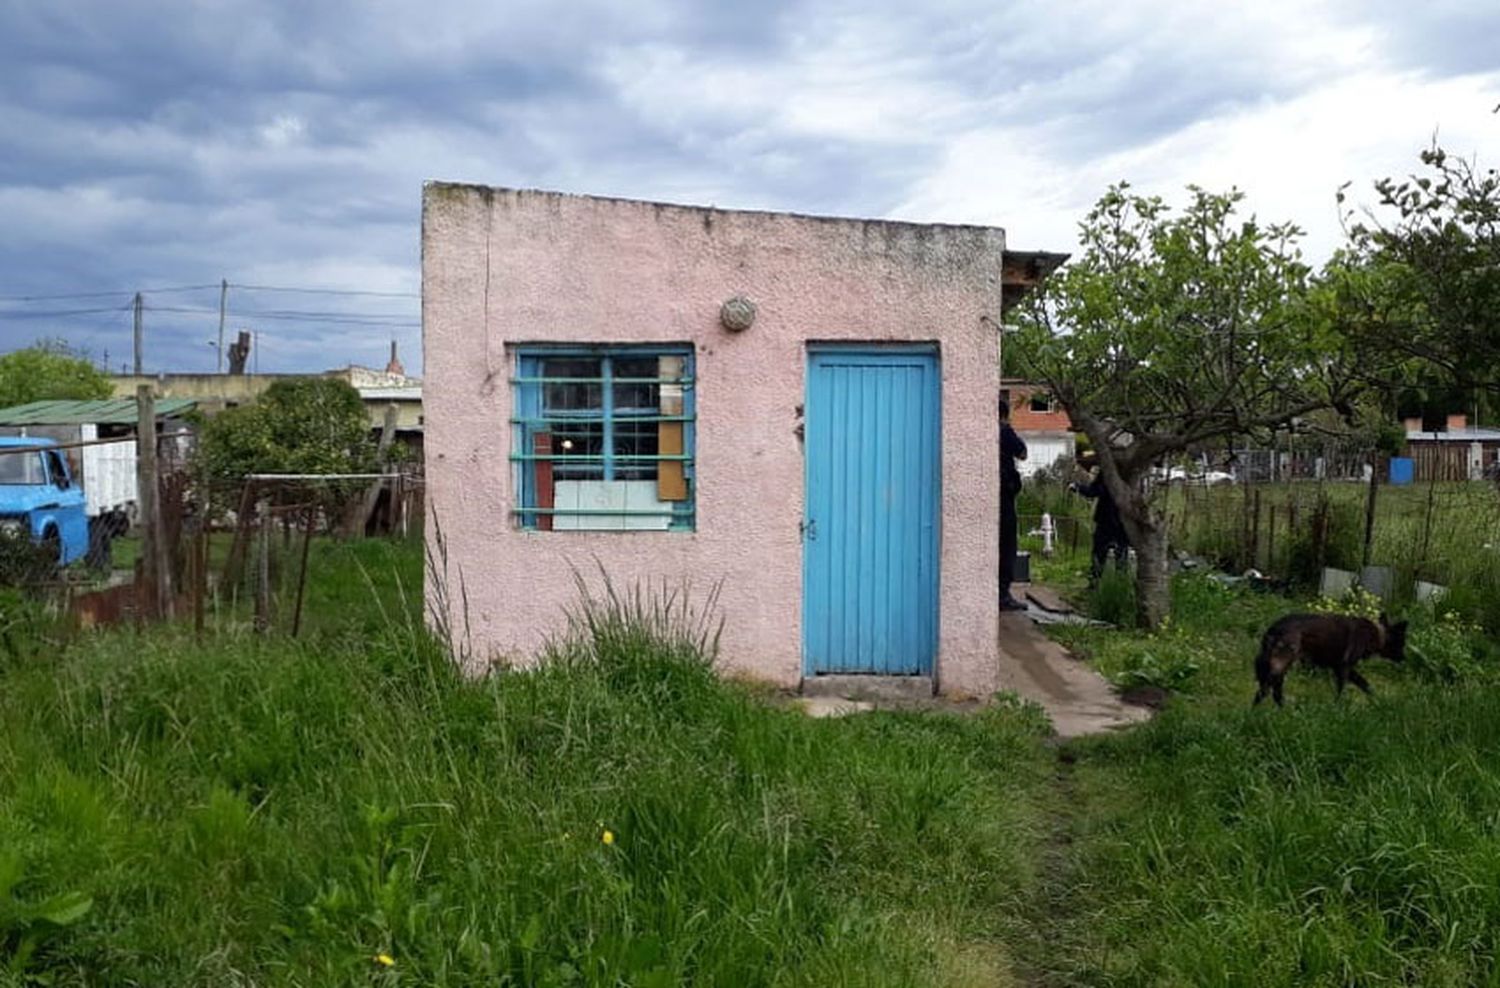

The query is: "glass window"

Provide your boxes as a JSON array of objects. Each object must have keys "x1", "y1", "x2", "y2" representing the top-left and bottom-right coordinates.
[
  {"x1": 512, "y1": 347, "x2": 695, "y2": 531},
  {"x1": 0, "y1": 450, "x2": 46, "y2": 485}
]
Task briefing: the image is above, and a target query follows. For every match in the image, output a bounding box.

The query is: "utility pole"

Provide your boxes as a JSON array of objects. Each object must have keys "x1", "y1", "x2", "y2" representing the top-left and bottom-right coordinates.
[
  {"x1": 136, "y1": 385, "x2": 158, "y2": 618},
  {"x1": 132, "y1": 292, "x2": 144, "y2": 375},
  {"x1": 217, "y1": 279, "x2": 228, "y2": 374}
]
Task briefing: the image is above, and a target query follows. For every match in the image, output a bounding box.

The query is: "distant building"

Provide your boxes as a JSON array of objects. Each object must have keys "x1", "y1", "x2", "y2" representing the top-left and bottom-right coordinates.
[
  {"x1": 109, "y1": 342, "x2": 422, "y2": 458},
  {"x1": 1000, "y1": 378, "x2": 1075, "y2": 477},
  {"x1": 1402, "y1": 413, "x2": 1500, "y2": 480}
]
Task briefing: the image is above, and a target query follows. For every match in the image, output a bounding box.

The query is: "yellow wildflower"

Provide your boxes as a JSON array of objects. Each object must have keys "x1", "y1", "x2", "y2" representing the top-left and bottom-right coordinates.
[
  {"x1": 375, "y1": 953, "x2": 395, "y2": 967},
  {"x1": 601, "y1": 829, "x2": 615, "y2": 846}
]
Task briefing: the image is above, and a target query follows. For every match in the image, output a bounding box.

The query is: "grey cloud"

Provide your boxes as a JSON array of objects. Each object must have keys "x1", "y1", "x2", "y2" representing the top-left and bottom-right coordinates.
[
  {"x1": 1, "y1": 0, "x2": 1492, "y2": 373},
  {"x1": 1336, "y1": 0, "x2": 1500, "y2": 79}
]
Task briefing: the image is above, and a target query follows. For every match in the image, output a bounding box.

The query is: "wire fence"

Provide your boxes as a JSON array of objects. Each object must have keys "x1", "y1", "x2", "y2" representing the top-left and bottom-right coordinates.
[
  {"x1": 1020, "y1": 446, "x2": 1500, "y2": 630},
  {"x1": 1, "y1": 429, "x2": 424, "y2": 638}
]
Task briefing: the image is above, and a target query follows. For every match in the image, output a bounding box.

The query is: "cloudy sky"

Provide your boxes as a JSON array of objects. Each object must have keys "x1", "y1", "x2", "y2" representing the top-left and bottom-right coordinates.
[{"x1": 1, "y1": 0, "x2": 1497, "y2": 376}]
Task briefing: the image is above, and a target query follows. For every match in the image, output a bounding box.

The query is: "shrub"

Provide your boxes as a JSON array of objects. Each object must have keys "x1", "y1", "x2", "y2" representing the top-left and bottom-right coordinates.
[
  {"x1": 0, "y1": 529, "x2": 52, "y2": 589},
  {"x1": 1405, "y1": 608, "x2": 1496, "y2": 684},
  {"x1": 1089, "y1": 566, "x2": 1137, "y2": 626},
  {"x1": 1109, "y1": 647, "x2": 1201, "y2": 693},
  {"x1": 0, "y1": 588, "x2": 57, "y2": 670}
]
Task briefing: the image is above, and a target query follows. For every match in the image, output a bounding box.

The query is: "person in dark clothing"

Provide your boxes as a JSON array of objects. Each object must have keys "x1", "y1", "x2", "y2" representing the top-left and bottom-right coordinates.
[
  {"x1": 1070, "y1": 452, "x2": 1130, "y2": 587},
  {"x1": 999, "y1": 397, "x2": 1028, "y2": 611}
]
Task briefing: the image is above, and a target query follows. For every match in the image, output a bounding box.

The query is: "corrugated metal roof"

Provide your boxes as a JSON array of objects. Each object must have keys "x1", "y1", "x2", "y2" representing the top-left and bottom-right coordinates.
[{"x1": 0, "y1": 398, "x2": 198, "y2": 426}]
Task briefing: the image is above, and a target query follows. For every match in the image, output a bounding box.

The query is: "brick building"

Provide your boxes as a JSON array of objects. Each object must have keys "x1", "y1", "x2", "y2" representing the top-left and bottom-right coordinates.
[{"x1": 1000, "y1": 378, "x2": 1075, "y2": 476}]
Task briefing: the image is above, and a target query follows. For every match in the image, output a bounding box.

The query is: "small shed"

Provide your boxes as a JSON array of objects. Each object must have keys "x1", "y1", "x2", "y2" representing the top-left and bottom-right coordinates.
[
  {"x1": 0, "y1": 398, "x2": 196, "y2": 517},
  {"x1": 422, "y1": 185, "x2": 1061, "y2": 696},
  {"x1": 1402, "y1": 414, "x2": 1500, "y2": 481}
]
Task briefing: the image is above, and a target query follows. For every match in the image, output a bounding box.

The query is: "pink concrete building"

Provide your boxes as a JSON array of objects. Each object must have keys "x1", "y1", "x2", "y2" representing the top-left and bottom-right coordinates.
[{"x1": 422, "y1": 184, "x2": 1059, "y2": 697}]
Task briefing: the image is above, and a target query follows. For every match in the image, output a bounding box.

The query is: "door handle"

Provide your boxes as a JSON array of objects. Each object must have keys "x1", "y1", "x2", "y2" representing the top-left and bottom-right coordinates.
[{"x1": 800, "y1": 518, "x2": 818, "y2": 541}]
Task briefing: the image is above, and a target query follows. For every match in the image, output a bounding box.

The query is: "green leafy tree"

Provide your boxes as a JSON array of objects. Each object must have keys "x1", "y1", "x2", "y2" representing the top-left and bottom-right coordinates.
[
  {"x1": 1339, "y1": 141, "x2": 1500, "y2": 404},
  {"x1": 195, "y1": 378, "x2": 379, "y2": 508},
  {"x1": 0, "y1": 340, "x2": 111, "y2": 408},
  {"x1": 1013, "y1": 185, "x2": 1366, "y2": 627}
]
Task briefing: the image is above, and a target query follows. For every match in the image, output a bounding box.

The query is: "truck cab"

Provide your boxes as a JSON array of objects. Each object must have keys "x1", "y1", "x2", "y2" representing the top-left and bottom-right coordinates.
[{"x1": 0, "y1": 437, "x2": 89, "y2": 567}]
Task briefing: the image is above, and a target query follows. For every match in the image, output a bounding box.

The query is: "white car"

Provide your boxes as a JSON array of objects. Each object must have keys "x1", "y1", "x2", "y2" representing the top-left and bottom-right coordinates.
[{"x1": 1163, "y1": 466, "x2": 1235, "y2": 485}]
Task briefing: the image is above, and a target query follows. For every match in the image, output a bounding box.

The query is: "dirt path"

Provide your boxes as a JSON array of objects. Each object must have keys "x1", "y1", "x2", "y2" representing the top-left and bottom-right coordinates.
[
  {"x1": 1003, "y1": 743, "x2": 1089, "y2": 988},
  {"x1": 995, "y1": 589, "x2": 1149, "y2": 738}
]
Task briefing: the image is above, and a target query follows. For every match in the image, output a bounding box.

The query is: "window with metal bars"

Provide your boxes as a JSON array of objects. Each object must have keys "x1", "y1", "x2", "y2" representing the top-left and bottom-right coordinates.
[{"x1": 511, "y1": 346, "x2": 695, "y2": 531}]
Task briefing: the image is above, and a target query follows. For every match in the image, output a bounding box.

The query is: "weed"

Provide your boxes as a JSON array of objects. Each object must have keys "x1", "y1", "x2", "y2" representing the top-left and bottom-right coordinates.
[
  {"x1": 1110, "y1": 648, "x2": 1200, "y2": 692},
  {"x1": 1311, "y1": 584, "x2": 1386, "y2": 620},
  {"x1": 0, "y1": 540, "x2": 1050, "y2": 985},
  {"x1": 1404, "y1": 608, "x2": 1497, "y2": 684},
  {"x1": 0, "y1": 851, "x2": 93, "y2": 978},
  {"x1": 1088, "y1": 565, "x2": 1137, "y2": 625}
]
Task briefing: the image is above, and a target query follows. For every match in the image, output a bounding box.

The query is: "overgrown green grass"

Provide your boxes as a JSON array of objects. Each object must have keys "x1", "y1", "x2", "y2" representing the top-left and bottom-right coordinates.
[
  {"x1": 1038, "y1": 568, "x2": 1500, "y2": 986},
  {"x1": 0, "y1": 539, "x2": 1051, "y2": 985},
  {"x1": 12, "y1": 531, "x2": 1500, "y2": 985}
]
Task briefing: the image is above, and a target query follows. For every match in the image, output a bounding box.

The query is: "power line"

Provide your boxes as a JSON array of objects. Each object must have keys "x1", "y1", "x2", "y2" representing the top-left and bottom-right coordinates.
[
  {"x1": 233, "y1": 282, "x2": 419, "y2": 299},
  {"x1": 0, "y1": 304, "x2": 137, "y2": 318},
  {"x1": 0, "y1": 282, "x2": 419, "y2": 303},
  {"x1": 0, "y1": 284, "x2": 220, "y2": 302},
  {"x1": 146, "y1": 304, "x2": 418, "y2": 328}
]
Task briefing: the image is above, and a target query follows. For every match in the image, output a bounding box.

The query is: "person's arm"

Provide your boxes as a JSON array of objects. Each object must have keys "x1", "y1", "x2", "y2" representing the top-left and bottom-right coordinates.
[
  {"x1": 1002, "y1": 425, "x2": 1028, "y2": 461},
  {"x1": 1073, "y1": 476, "x2": 1103, "y2": 499}
]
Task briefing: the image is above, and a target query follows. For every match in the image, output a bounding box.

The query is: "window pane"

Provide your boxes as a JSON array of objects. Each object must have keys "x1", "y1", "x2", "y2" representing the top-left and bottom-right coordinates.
[
  {"x1": 612, "y1": 356, "x2": 660, "y2": 411},
  {"x1": 550, "y1": 420, "x2": 604, "y2": 480},
  {"x1": 0, "y1": 451, "x2": 45, "y2": 485},
  {"x1": 613, "y1": 418, "x2": 660, "y2": 480},
  {"x1": 542, "y1": 357, "x2": 602, "y2": 412},
  {"x1": 515, "y1": 346, "x2": 694, "y2": 531}
]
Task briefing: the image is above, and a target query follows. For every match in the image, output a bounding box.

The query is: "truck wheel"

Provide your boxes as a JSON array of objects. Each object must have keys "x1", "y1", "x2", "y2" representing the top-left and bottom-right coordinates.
[{"x1": 41, "y1": 526, "x2": 62, "y2": 576}]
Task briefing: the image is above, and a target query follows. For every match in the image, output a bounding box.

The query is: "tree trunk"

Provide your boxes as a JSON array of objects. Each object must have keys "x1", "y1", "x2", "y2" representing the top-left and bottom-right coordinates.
[
  {"x1": 1067, "y1": 406, "x2": 1172, "y2": 627},
  {"x1": 1116, "y1": 489, "x2": 1170, "y2": 629},
  {"x1": 1133, "y1": 520, "x2": 1170, "y2": 629}
]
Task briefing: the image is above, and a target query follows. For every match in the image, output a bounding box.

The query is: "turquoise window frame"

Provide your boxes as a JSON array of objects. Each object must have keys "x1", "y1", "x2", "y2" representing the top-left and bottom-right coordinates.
[{"x1": 510, "y1": 344, "x2": 696, "y2": 531}]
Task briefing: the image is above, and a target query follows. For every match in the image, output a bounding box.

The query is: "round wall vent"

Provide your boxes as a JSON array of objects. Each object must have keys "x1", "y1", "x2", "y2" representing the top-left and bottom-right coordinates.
[{"x1": 720, "y1": 296, "x2": 756, "y2": 332}]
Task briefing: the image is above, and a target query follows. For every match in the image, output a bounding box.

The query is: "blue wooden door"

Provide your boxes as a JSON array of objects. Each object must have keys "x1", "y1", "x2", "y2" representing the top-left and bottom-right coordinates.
[{"x1": 803, "y1": 347, "x2": 940, "y2": 676}]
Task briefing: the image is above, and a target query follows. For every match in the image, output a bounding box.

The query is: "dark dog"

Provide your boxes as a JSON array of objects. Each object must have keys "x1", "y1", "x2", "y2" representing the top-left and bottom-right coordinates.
[{"x1": 1252, "y1": 613, "x2": 1407, "y2": 707}]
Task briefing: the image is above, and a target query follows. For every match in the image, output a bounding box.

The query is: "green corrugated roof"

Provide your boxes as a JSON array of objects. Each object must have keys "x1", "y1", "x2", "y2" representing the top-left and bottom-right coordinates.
[{"x1": 0, "y1": 398, "x2": 198, "y2": 426}]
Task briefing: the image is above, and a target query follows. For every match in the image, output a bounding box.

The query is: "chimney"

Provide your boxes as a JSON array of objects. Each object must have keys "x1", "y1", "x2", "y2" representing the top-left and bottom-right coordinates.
[
  {"x1": 1446, "y1": 413, "x2": 1468, "y2": 432},
  {"x1": 1402, "y1": 416, "x2": 1422, "y2": 433},
  {"x1": 385, "y1": 340, "x2": 406, "y2": 377}
]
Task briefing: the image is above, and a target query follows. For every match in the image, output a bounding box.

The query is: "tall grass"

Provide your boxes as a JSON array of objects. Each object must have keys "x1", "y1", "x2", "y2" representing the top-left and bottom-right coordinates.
[
  {"x1": 1041, "y1": 568, "x2": 1500, "y2": 986},
  {"x1": 0, "y1": 540, "x2": 1050, "y2": 985},
  {"x1": 14, "y1": 532, "x2": 1500, "y2": 985},
  {"x1": 1057, "y1": 685, "x2": 1500, "y2": 986},
  {"x1": 1169, "y1": 481, "x2": 1500, "y2": 632}
]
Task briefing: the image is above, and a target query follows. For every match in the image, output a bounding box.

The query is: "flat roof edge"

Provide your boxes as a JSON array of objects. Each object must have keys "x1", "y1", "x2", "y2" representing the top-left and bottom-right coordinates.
[{"x1": 423, "y1": 181, "x2": 1009, "y2": 236}]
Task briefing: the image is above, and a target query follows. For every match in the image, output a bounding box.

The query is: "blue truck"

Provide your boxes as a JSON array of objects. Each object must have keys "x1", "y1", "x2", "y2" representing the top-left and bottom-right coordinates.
[{"x1": 0, "y1": 436, "x2": 89, "y2": 567}]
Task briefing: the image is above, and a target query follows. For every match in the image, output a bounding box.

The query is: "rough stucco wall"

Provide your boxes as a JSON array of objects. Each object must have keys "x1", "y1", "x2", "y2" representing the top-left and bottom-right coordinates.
[{"x1": 422, "y1": 185, "x2": 1005, "y2": 696}]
